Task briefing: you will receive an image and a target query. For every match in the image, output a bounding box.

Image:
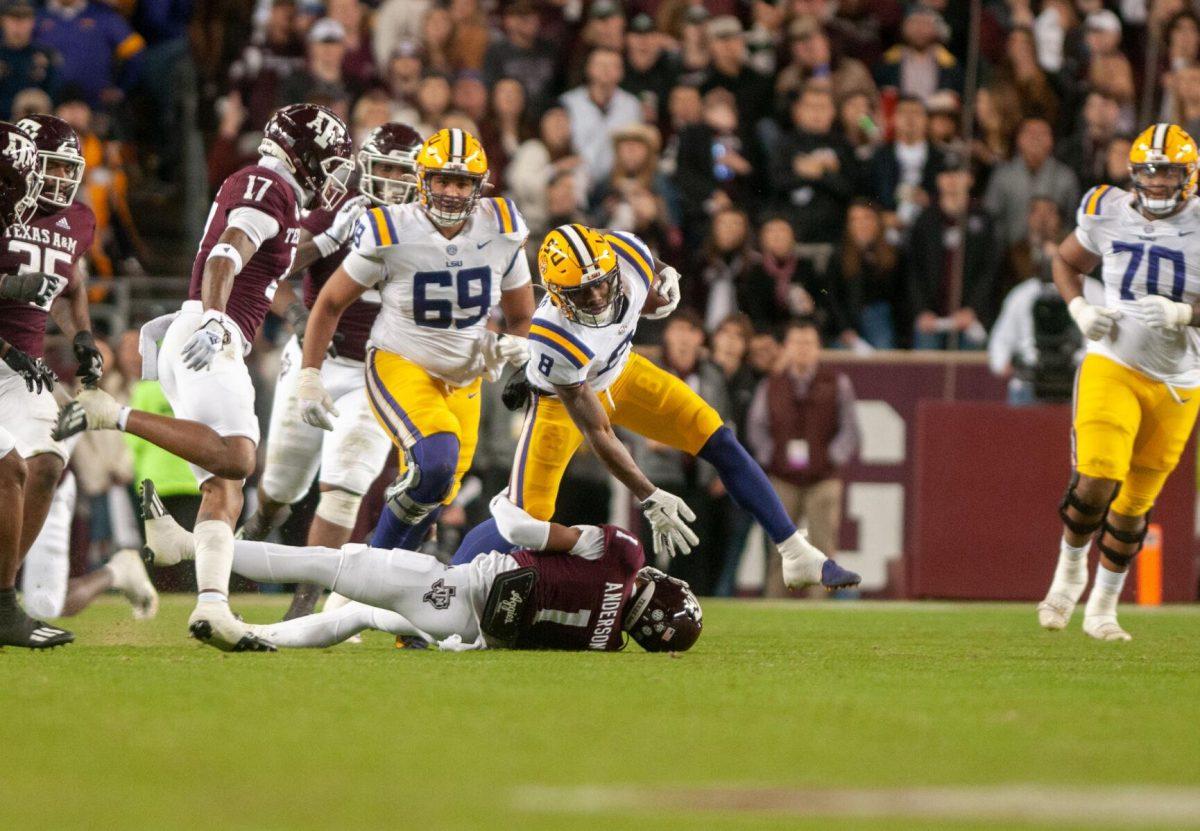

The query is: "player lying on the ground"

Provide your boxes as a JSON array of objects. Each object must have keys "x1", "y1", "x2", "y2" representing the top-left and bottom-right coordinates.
[
  {"x1": 141, "y1": 479, "x2": 702, "y2": 653},
  {"x1": 239, "y1": 122, "x2": 424, "y2": 620},
  {"x1": 1039, "y1": 122, "x2": 1200, "y2": 641},
  {"x1": 21, "y1": 456, "x2": 157, "y2": 621},
  {"x1": 463, "y1": 223, "x2": 860, "y2": 592}
]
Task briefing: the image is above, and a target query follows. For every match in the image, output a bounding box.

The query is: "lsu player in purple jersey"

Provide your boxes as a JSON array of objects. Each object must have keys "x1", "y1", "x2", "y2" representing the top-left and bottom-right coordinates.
[
  {"x1": 0, "y1": 120, "x2": 80, "y2": 647},
  {"x1": 239, "y1": 122, "x2": 424, "y2": 619},
  {"x1": 58, "y1": 104, "x2": 354, "y2": 652},
  {"x1": 141, "y1": 480, "x2": 702, "y2": 653}
]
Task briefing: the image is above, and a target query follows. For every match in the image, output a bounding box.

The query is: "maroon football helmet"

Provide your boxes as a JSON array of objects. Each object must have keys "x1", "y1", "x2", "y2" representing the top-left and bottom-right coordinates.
[
  {"x1": 259, "y1": 103, "x2": 353, "y2": 210},
  {"x1": 358, "y1": 122, "x2": 422, "y2": 206},
  {"x1": 624, "y1": 567, "x2": 703, "y2": 653},
  {"x1": 16, "y1": 114, "x2": 84, "y2": 210},
  {"x1": 0, "y1": 121, "x2": 42, "y2": 230}
]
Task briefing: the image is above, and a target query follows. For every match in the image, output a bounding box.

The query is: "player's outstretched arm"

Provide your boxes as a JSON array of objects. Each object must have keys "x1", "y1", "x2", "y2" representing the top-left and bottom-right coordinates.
[
  {"x1": 490, "y1": 491, "x2": 582, "y2": 553},
  {"x1": 500, "y1": 284, "x2": 534, "y2": 337},
  {"x1": 300, "y1": 267, "x2": 367, "y2": 369}
]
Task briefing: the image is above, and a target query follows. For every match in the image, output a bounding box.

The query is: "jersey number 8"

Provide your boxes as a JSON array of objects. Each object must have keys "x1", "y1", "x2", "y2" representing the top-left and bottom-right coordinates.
[{"x1": 413, "y1": 267, "x2": 491, "y2": 329}]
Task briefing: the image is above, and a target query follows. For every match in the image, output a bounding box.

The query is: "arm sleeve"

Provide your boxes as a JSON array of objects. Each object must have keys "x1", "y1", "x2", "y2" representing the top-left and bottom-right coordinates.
[
  {"x1": 567, "y1": 525, "x2": 606, "y2": 560},
  {"x1": 226, "y1": 207, "x2": 280, "y2": 249},
  {"x1": 341, "y1": 212, "x2": 387, "y2": 288}
]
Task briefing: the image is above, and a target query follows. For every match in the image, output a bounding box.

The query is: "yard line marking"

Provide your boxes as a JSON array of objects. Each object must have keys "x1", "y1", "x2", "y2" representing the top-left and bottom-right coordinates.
[{"x1": 513, "y1": 785, "x2": 1200, "y2": 826}]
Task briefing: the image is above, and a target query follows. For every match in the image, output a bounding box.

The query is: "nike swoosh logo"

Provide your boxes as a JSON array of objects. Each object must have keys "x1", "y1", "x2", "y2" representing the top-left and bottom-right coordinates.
[
  {"x1": 477, "y1": 240, "x2": 492, "y2": 249},
  {"x1": 1180, "y1": 231, "x2": 1194, "y2": 237},
  {"x1": 467, "y1": 392, "x2": 478, "y2": 398}
]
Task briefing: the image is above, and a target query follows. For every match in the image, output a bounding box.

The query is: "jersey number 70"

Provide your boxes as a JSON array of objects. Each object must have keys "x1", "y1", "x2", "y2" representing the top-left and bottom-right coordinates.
[
  {"x1": 412, "y1": 267, "x2": 492, "y2": 329},
  {"x1": 1113, "y1": 241, "x2": 1186, "y2": 302}
]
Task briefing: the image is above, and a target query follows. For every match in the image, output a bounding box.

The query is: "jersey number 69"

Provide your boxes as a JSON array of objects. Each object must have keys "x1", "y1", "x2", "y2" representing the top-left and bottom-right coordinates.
[{"x1": 413, "y1": 267, "x2": 492, "y2": 329}]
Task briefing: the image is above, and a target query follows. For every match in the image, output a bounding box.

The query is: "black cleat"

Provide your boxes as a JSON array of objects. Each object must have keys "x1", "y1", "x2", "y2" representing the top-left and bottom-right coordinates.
[
  {"x1": 0, "y1": 610, "x2": 74, "y2": 649},
  {"x1": 139, "y1": 478, "x2": 166, "y2": 521}
]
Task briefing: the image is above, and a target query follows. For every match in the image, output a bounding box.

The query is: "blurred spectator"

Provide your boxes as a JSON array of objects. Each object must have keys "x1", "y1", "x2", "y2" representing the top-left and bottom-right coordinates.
[
  {"x1": 533, "y1": 170, "x2": 588, "y2": 243},
  {"x1": 990, "y1": 26, "x2": 1059, "y2": 126},
  {"x1": 770, "y1": 84, "x2": 853, "y2": 244},
  {"x1": 983, "y1": 117, "x2": 1080, "y2": 248},
  {"x1": 710, "y1": 313, "x2": 759, "y2": 439},
  {"x1": 1103, "y1": 134, "x2": 1133, "y2": 189},
  {"x1": 874, "y1": 5, "x2": 963, "y2": 102},
  {"x1": 833, "y1": 200, "x2": 903, "y2": 349},
  {"x1": 11, "y1": 85, "x2": 51, "y2": 119},
  {"x1": 970, "y1": 86, "x2": 1021, "y2": 186},
  {"x1": 673, "y1": 4, "x2": 711, "y2": 76},
  {"x1": 839, "y1": 90, "x2": 884, "y2": 163},
  {"x1": 566, "y1": 0, "x2": 626, "y2": 86},
  {"x1": 745, "y1": 0, "x2": 783, "y2": 75},
  {"x1": 0, "y1": 0, "x2": 59, "y2": 120},
  {"x1": 372, "y1": 0, "x2": 430, "y2": 68},
  {"x1": 699, "y1": 16, "x2": 772, "y2": 150},
  {"x1": 280, "y1": 18, "x2": 351, "y2": 105},
  {"x1": 775, "y1": 16, "x2": 876, "y2": 121},
  {"x1": 444, "y1": 0, "x2": 490, "y2": 71},
  {"x1": 866, "y1": 95, "x2": 947, "y2": 231},
  {"x1": 1158, "y1": 11, "x2": 1200, "y2": 120},
  {"x1": 674, "y1": 87, "x2": 753, "y2": 244},
  {"x1": 482, "y1": 0, "x2": 559, "y2": 116},
  {"x1": 591, "y1": 123, "x2": 681, "y2": 230},
  {"x1": 350, "y1": 88, "x2": 394, "y2": 147},
  {"x1": 738, "y1": 217, "x2": 835, "y2": 336},
  {"x1": 1056, "y1": 90, "x2": 1120, "y2": 192},
  {"x1": 452, "y1": 70, "x2": 489, "y2": 126},
  {"x1": 326, "y1": 0, "x2": 375, "y2": 96},
  {"x1": 227, "y1": 0, "x2": 305, "y2": 130},
  {"x1": 35, "y1": 0, "x2": 145, "y2": 111},
  {"x1": 412, "y1": 72, "x2": 452, "y2": 136},
  {"x1": 506, "y1": 105, "x2": 583, "y2": 234},
  {"x1": 908, "y1": 167, "x2": 997, "y2": 350},
  {"x1": 1170, "y1": 63, "x2": 1200, "y2": 138},
  {"x1": 479, "y1": 77, "x2": 530, "y2": 193},
  {"x1": 1083, "y1": 11, "x2": 1136, "y2": 133},
  {"x1": 561, "y1": 47, "x2": 642, "y2": 184},
  {"x1": 926, "y1": 89, "x2": 961, "y2": 152},
  {"x1": 623, "y1": 13, "x2": 680, "y2": 129},
  {"x1": 1000, "y1": 195, "x2": 1064, "y2": 303},
  {"x1": 1031, "y1": 0, "x2": 1077, "y2": 73},
  {"x1": 696, "y1": 207, "x2": 754, "y2": 332},
  {"x1": 748, "y1": 329, "x2": 779, "y2": 376},
  {"x1": 420, "y1": 4, "x2": 455, "y2": 75},
  {"x1": 746, "y1": 319, "x2": 859, "y2": 599},
  {"x1": 385, "y1": 40, "x2": 425, "y2": 110}
]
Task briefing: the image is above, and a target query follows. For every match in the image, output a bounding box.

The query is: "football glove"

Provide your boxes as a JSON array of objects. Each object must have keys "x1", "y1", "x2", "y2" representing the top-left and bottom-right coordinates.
[
  {"x1": 181, "y1": 310, "x2": 232, "y2": 371},
  {"x1": 72, "y1": 331, "x2": 104, "y2": 387},
  {"x1": 1068, "y1": 296, "x2": 1121, "y2": 340},
  {"x1": 640, "y1": 488, "x2": 699, "y2": 559},
  {"x1": 1, "y1": 341, "x2": 56, "y2": 394},
  {"x1": 0, "y1": 271, "x2": 66, "y2": 306},
  {"x1": 502, "y1": 362, "x2": 532, "y2": 411},
  {"x1": 643, "y1": 265, "x2": 681, "y2": 320},
  {"x1": 297, "y1": 367, "x2": 338, "y2": 430},
  {"x1": 1136, "y1": 294, "x2": 1193, "y2": 330},
  {"x1": 481, "y1": 333, "x2": 529, "y2": 382},
  {"x1": 315, "y1": 194, "x2": 370, "y2": 255}
]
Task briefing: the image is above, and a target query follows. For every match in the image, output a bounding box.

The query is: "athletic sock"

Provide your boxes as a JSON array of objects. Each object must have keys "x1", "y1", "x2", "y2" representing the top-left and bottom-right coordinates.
[
  {"x1": 451, "y1": 518, "x2": 512, "y2": 565},
  {"x1": 1084, "y1": 564, "x2": 1127, "y2": 620},
  {"x1": 194, "y1": 520, "x2": 234, "y2": 600},
  {"x1": 0, "y1": 586, "x2": 18, "y2": 619},
  {"x1": 1048, "y1": 537, "x2": 1090, "y2": 596},
  {"x1": 698, "y1": 427, "x2": 796, "y2": 543}
]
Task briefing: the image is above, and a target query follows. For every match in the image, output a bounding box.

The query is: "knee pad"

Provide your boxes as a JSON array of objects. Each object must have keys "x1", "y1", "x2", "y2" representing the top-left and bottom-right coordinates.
[
  {"x1": 315, "y1": 488, "x2": 363, "y2": 529},
  {"x1": 1097, "y1": 513, "x2": 1150, "y2": 568},
  {"x1": 1058, "y1": 472, "x2": 1117, "y2": 537},
  {"x1": 385, "y1": 433, "x2": 460, "y2": 523}
]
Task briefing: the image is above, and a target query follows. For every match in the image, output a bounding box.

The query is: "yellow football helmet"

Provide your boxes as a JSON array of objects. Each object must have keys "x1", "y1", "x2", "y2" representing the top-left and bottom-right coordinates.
[
  {"x1": 538, "y1": 224, "x2": 623, "y2": 327},
  {"x1": 1129, "y1": 123, "x2": 1198, "y2": 216},
  {"x1": 415, "y1": 127, "x2": 488, "y2": 226}
]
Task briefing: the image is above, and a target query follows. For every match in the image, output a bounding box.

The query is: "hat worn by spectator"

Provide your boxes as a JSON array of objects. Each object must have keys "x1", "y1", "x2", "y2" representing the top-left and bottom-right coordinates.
[
  {"x1": 612, "y1": 122, "x2": 661, "y2": 153},
  {"x1": 590, "y1": 0, "x2": 622, "y2": 21},
  {"x1": 0, "y1": 0, "x2": 34, "y2": 18},
  {"x1": 789, "y1": 16, "x2": 820, "y2": 41},
  {"x1": 707, "y1": 15, "x2": 743, "y2": 40},
  {"x1": 630, "y1": 13, "x2": 655, "y2": 34},
  {"x1": 309, "y1": 17, "x2": 346, "y2": 44},
  {"x1": 1085, "y1": 10, "x2": 1122, "y2": 35},
  {"x1": 906, "y1": 5, "x2": 950, "y2": 42}
]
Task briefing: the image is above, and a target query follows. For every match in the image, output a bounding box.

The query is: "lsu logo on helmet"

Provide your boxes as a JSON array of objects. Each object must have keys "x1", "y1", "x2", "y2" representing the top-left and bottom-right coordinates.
[
  {"x1": 1129, "y1": 123, "x2": 1198, "y2": 215},
  {"x1": 537, "y1": 224, "x2": 623, "y2": 327}
]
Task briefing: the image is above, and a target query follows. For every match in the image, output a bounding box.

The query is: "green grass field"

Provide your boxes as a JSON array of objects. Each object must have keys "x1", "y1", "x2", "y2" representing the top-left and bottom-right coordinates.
[{"x1": 2, "y1": 595, "x2": 1198, "y2": 831}]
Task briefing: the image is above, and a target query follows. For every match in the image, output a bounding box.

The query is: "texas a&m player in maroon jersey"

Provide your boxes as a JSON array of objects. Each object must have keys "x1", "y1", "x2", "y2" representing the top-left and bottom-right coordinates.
[
  {"x1": 241, "y1": 122, "x2": 423, "y2": 620},
  {"x1": 60, "y1": 104, "x2": 354, "y2": 652},
  {"x1": 140, "y1": 483, "x2": 703, "y2": 653},
  {"x1": 0, "y1": 120, "x2": 79, "y2": 648}
]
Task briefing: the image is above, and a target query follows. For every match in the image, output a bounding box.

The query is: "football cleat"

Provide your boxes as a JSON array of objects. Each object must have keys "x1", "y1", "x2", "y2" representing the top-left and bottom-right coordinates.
[
  {"x1": 1037, "y1": 591, "x2": 1081, "y2": 631},
  {"x1": 107, "y1": 548, "x2": 159, "y2": 620},
  {"x1": 820, "y1": 559, "x2": 862, "y2": 591},
  {"x1": 395, "y1": 634, "x2": 430, "y2": 650},
  {"x1": 188, "y1": 601, "x2": 276, "y2": 652},
  {"x1": 236, "y1": 504, "x2": 290, "y2": 542},
  {"x1": 0, "y1": 610, "x2": 73, "y2": 649},
  {"x1": 1083, "y1": 616, "x2": 1133, "y2": 642},
  {"x1": 139, "y1": 479, "x2": 195, "y2": 566}
]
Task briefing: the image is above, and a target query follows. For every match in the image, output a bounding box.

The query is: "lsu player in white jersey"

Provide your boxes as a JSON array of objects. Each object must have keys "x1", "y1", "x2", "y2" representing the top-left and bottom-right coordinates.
[
  {"x1": 298, "y1": 127, "x2": 534, "y2": 553},
  {"x1": 455, "y1": 224, "x2": 861, "y2": 593},
  {"x1": 1039, "y1": 123, "x2": 1200, "y2": 641}
]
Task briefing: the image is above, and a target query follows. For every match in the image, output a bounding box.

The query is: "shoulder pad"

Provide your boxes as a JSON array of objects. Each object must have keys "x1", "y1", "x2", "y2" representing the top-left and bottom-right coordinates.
[
  {"x1": 482, "y1": 197, "x2": 528, "y2": 239},
  {"x1": 1078, "y1": 184, "x2": 1125, "y2": 219}
]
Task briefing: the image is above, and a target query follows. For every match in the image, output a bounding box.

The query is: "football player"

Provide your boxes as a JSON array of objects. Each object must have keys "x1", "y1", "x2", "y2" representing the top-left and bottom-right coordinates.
[
  {"x1": 0, "y1": 120, "x2": 78, "y2": 647},
  {"x1": 1039, "y1": 123, "x2": 1200, "y2": 641},
  {"x1": 141, "y1": 480, "x2": 702, "y2": 653},
  {"x1": 240, "y1": 122, "x2": 423, "y2": 619},
  {"x1": 298, "y1": 127, "x2": 534, "y2": 556},
  {"x1": 60, "y1": 104, "x2": 355, "y2": 651},
  {"x1": 461, "y1": 224, "x2": 861, "y2": 593}
]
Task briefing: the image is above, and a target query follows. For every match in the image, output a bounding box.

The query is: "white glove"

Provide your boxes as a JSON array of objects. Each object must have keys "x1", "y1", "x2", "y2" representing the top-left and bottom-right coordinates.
[
  {"x1": 315, "y1": 194, "x2": 370, "y2": 255},
  {"x1": 1136, "y1": 294, "x2": 1193, "y2": 330},
  {"x1": 180, "y1": 310, "x2": 231, "y2": 371},
  {"x1": 1068, "y1": 296, "x2": 1122, "y2": 341},
  {"x1": 481, "y1": 333, "x2": 530, "y2": 381},
  {"x1": 640, "y1": 487, "x2": 699, "y2": 559},
  {"x1": 643, "y1": 265, "x2": 681, "y2": 320},
  {"x1": 297, "y1": 367, "x2": 338, "y2": 430},
  {"x1": 436, "y1": 634, "x2": 485, "y2": 652}
]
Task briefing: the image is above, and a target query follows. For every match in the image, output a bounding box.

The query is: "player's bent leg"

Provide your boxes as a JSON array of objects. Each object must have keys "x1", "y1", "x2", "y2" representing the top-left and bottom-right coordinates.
[
  {"x1": 250, "y1": 601, "x2": 417, "y2": 649},
  {"x1": 371, "y1": 432, "x2": 460, "y2": 549},
  {"x1": 285, "y1": 486, "x2": 372, "y2": 620},
  {"x1": 453, "y1": 518, "x2": 511, "y2": 564},
  {"x1": 17, "y1": 451, "x2": 64, "y2": 557},
  {"x1": 508, "y1": 392, "x2": 584, "y2": 520},
  {"x1": 1037, "y1": 471, "x2": 1118, "y2": 631},
  {"x1": 21, "y1": 471, "x2": 74, "y2": 619}
]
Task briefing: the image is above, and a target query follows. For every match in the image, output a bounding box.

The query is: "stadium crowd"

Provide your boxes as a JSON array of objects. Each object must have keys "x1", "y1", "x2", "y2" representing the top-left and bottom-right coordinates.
[{"x1": 1, "y1": 0, "x2": 1188, "y2": 595}]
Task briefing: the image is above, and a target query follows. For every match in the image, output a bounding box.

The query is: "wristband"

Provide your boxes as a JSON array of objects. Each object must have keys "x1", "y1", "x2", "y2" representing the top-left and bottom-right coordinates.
[
  {"x1": 313, "y1": 231, "x2": 341, "y2": 258},
  {"x1": 116, "y1": 406, "x2": 131, "y2": 431},
  {"x1": 207, "y1": 243, "x2": 244, "y2": 273}
]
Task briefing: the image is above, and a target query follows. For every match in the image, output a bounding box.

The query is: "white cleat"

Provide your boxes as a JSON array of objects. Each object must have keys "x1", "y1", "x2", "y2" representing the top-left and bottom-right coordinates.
[
  {"x1": 188, "y1": 600, "x2": 276, "y2": 652},
  {"x1": 139, "y1": 479, "x2": 195, "y2": 567},
  {"x1": 1037, "y1": 591, "x2": 1081, "y2": 631},
  {"x1": 1083, "y1": 615, "x2": 1132, "y2": 642},
  {"x1": 107, "y1": 548, "x2": 159, "y2": 620}
]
